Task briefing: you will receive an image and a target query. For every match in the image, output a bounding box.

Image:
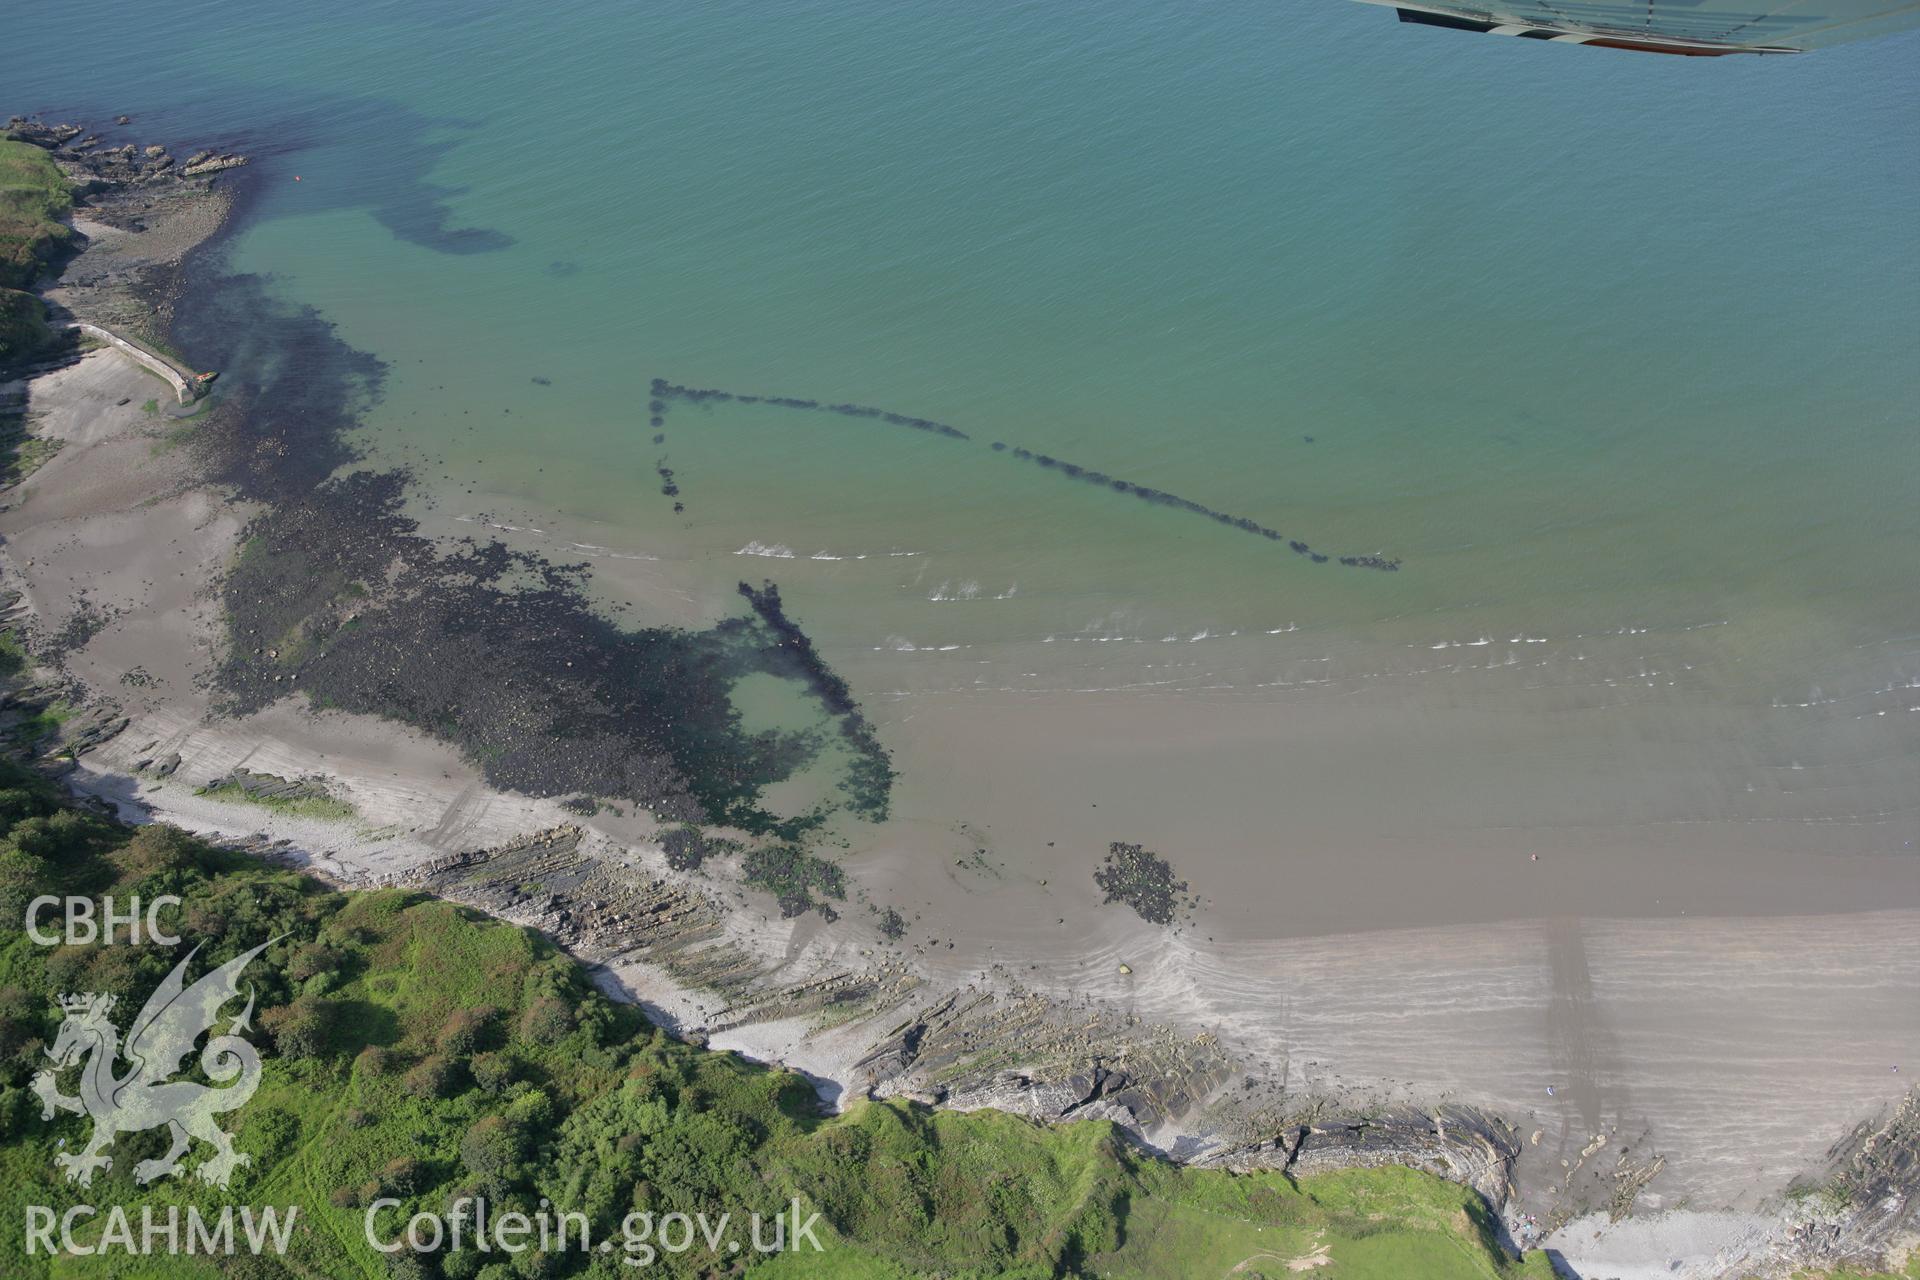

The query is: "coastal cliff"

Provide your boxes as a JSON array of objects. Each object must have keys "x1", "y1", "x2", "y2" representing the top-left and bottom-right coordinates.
[{"x1": 0, "y1": 113, "x2": 1913, "y2": 1280}]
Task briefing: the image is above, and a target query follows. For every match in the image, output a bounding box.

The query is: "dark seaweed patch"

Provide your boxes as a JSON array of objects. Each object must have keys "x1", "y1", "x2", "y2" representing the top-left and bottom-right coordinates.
[
  {"x1": 170, "y1": 271, "x2": 376, "y2": 502},
  {"x1": 660, "y1": 824, "x2": 712, "y2": 872},
  {"x1": 218, "y1": 474, "x2": 828, "y2": 826},
  {"x1": 736, "y1": 581, "x2": 896, "y2": 822},
  {"x1": 181, "y1": 246, "x2": 889, "y2": 847},
  {"x1": 741, "y1": 843, "x2": 846, "y2": 919},
  {"x1": 370, "y1": 184, "x2": 514, "y2": 255}
]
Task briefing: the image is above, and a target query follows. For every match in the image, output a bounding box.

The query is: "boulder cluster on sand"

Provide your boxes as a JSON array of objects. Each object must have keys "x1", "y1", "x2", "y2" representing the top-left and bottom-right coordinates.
[
  {"x1": 1094, "y1": 841, "x2": 1199, "y2": 927},
  {"x1": 659, "y1": 823, "x2": 712, "y2": 871}
]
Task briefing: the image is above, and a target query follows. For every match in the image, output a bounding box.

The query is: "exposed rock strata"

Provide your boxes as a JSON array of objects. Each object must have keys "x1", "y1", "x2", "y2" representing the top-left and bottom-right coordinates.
[
  {"x1": 390, "y1": 822, "x2": 1520, "y2": 1209},
  {"x1": 1781, "y1": 1086, "x2": 1920, "y2": 1271},
  {"x1": 196, "y1": 766, "x2": 340, "y2": 806},
  {"x1": 1197, "y1": 1104, "x2": 1522, "y2": 1207}
]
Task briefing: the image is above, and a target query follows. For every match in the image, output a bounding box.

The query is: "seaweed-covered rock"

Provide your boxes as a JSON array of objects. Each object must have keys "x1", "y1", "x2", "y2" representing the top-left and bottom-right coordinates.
[{"x1": 1094, "y1": 841, "x2": 1196, "y2": 927}]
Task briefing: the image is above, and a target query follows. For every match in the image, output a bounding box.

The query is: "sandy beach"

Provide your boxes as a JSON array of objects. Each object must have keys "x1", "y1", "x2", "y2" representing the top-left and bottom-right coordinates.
[
  {"x1": 9, "y1": 340, "x2": 1918, "y2": 1219},
  {"x1": 2, "y1": 118, "x2": 1915, "y2": 1279}
]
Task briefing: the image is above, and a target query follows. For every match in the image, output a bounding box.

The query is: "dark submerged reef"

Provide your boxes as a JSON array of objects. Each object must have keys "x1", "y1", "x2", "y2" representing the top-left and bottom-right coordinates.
[
  {"x1": 1094, "y1": 842, "x2": 1199, "y2": 928},
  {"x1": 173, "y1": 224, "x2": 891, "y2": 861},
  {"x1": 170, "y1": 270, "x2": 374, "y2": 502},
  {"x1": 650, "y1": 377, "x2": 1399, "y2": 571},
  {"x1": 737, "y1": 581, "x2": 897, "y2": 822},
  {"x1": 219, "y1": 472, "x2": 819, "y2": 826},
  {"x1": 372, "y1": 187, "x2": 514, "y2": 254}
]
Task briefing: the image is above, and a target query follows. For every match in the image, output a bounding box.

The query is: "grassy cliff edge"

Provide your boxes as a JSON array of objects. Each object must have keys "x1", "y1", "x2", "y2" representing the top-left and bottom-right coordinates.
[
  {"x1": 0, "y1": 757, "x2": 1551, "y2": 1279},
  {"x1": 0, "y1": 137, "x2": 72, "y2": 366}
]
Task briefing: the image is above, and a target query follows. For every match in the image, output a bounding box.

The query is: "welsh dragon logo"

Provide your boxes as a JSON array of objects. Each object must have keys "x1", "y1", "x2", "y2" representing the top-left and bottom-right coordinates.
[{"x1": 31, "y1": 939, "x2": 275, "y2": 1189}]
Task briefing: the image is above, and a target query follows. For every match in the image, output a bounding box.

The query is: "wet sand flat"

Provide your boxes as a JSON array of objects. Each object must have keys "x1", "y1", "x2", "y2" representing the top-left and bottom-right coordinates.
[
  {"x1": 856, "y1": 685, "x2": 1920, "y2": 940},
  {"x1": 9, "y1": 351, "x2": 1915, "y2": 1228},
  {"x1": 909, "y1": 900, "x2": 1920, "y2": 1211},
  {"x1": 830, "y1": 683, "x2": 1919, "y2": 1210}
]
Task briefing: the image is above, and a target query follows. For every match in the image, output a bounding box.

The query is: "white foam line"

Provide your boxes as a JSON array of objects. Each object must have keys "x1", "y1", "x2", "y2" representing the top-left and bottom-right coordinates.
[{"x1": 451, "y1": 515, "x2": 658, "y2": 560}]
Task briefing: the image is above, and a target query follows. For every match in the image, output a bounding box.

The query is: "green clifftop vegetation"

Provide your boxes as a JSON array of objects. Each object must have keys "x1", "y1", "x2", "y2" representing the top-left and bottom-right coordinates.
[
  {"x1": 0, "y1": 756, "x2": 1551, "y2": 1279},
  {"x1": 0, "y1": 137, "x2": 71, "y2": 365},
  {"x1": 0, "y1": 138, "x2": 74, "y2": 287}
]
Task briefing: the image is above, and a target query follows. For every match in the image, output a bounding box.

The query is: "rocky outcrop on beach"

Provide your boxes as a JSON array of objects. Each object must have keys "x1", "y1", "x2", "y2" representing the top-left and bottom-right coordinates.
[
  {"x1": 1554, "y1": 1090, "x2": 1920, "y2": 1280},
  {"x1": 3, "y1": 118, "x2": 83, "y2": 150},
  {"x1": 402, "y1": 824, "x2": 928, "y2": 1025},
  {"x1": 5, "y1": 118, "x2": 244, "y2": 196},
  {"x1": 181, "y1": 150, "x2": 248, "y2": 178},
  {"x1": 1777, "y1": 1086, "x2": 1920, "y2": 1272},
  {"x1": 0, "y1": 585, "x2": 129, "y2": 762},
  {"x1": 4, "y1": 109, "x2": 1464, "y2": 1225},
  {"x1": 2, "y1": 116, "x2": 245, "y2": 343},
  {"x1": 194, "y1": 766, "x2": 338, "y2": 806},
  {"x1": 1197, "y1": 1104, "x2": 1524, "y2": 1207},
  {"x1": 405, "y1": 823, "x2": 731, "y2": 960},
  {"x1": 851, "y1": 987, "x2": 1241, "y2": 1132},
  {"x1": 391, "y1": 817, "x2": 1510, "y2": 1213}
]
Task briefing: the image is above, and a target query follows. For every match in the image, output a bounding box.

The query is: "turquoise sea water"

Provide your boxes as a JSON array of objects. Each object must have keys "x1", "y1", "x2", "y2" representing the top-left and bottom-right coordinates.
[{"x1": 12, "y1": 1, "x2": 1920, "y2": 932}]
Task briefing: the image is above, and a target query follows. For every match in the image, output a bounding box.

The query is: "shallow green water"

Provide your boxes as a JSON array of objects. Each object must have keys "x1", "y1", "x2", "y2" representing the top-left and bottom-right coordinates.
[{"x1": 13, "y1": 0, "x2": 1920, "y2": 917}]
